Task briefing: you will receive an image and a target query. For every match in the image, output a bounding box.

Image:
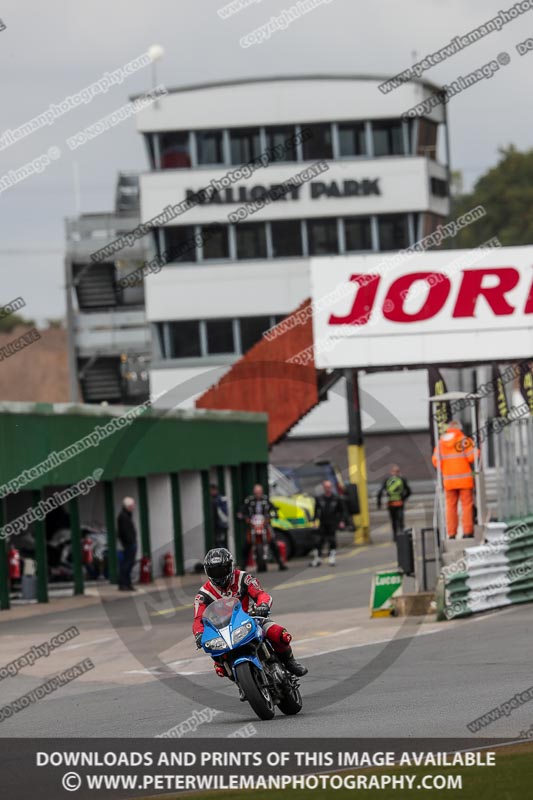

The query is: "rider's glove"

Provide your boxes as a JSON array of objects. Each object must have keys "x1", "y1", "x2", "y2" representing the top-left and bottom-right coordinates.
[
  {"x1": 254, "y1": 603, "x2": 270, "y2": 617},
  {"x1": 195, "y1": 632, "x2": 203, "y2": 649}
]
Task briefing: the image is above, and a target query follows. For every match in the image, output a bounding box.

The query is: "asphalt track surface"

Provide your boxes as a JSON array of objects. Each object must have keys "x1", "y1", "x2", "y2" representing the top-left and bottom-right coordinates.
[{"x1": 0, "y1": 528, "x2": 532, "y2": 740}]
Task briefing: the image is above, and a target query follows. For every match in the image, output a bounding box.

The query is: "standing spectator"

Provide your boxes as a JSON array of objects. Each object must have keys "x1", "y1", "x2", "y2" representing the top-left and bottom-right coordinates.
[
  {"x1": 117, "y1": 497, "x2": 137, "y2": 591},
  {"x1": 432, "y1": 420, "x2": 478, "y2": 539},
  {"x1": 377, "y1": 464, "x2": 412, "y2": 542},
  {"x1": 310, "y1": 480, "x2": 346, "y2": 567},
  {"x1": 210, "y1": 483, "x2": 229, "y2": 547}
]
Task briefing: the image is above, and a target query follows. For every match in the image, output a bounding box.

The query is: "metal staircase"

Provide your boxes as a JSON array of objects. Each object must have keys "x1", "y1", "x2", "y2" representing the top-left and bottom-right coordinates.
[
  {"x1": 74, "y1": 264, "x2": 117, "y2": 310},
  {"x1": 79, "y1": 356, "x2": 122, "y2": 403}
]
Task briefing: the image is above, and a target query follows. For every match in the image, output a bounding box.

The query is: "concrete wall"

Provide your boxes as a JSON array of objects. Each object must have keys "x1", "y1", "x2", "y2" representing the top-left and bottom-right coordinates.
[
  {"x1": 148, "y1": 474, "x2": 173, "y2": 577},
  {"x1": 179, "y1": 471, "x2": 205, "y2": 569},
  {"x1": 136, "y1": 77, "x2": 446, "y2": 132},
  {"x1": 76, "y1": 482, "x2": 105, "y2": 528},
  {"x1": 271, "y1": 430, "x2": 434, "y2": 482}
]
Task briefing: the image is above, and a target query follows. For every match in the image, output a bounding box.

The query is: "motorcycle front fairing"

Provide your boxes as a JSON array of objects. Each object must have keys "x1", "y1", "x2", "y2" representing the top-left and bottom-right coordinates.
[{"x1": 201, "y1": 597, "x2": 266, "y2": 675}]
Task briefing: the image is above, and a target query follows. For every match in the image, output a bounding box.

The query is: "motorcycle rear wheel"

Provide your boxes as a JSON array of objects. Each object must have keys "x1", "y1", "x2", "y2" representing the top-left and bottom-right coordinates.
[
  {"x1": 235, "y1": 662, "x2": 275, "y2": 720},
  {"x1": 255, "y1": 543, "x2": 267, "y2": 572},
  {"x1": 277, "y1": 682, "x2": 303, "y2": 715}
]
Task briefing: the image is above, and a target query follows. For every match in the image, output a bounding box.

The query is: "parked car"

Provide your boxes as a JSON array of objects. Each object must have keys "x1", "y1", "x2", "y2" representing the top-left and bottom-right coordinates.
[
  {"x1": 268, "y1": 465, "x2": 316, "y2": 559},
  {"x1": 274, "y1": 461, "x2": 357, "y2": 537}
]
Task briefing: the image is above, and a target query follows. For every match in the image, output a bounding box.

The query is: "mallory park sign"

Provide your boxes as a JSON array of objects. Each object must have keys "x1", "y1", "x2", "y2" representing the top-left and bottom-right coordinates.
[{"x1": 185, "y1": 178, "x2": 381, "y2": 205}]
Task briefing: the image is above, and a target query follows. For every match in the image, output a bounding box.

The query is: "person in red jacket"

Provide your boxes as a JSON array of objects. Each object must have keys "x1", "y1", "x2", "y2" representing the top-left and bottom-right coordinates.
[
  {"x1": 192, "y1": 548, "x2": 307, "y2": 677},
  {"x1": 432, "y1": 420, "x2": 479, "y2": 539}
]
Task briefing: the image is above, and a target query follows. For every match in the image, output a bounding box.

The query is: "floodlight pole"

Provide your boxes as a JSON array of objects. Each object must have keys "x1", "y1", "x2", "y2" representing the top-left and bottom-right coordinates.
[{"x1": 431, "y1": 401, "x2": 446, "y2": 560}]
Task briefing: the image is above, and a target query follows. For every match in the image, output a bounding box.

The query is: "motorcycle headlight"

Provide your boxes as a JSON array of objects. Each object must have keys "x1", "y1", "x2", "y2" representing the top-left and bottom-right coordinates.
[
  {"x1": 232, "y1": 622, "x2": 253, "y2": 644},
  {"x1": 204, "y1": 636, "x2": 226, "y2": 650}
]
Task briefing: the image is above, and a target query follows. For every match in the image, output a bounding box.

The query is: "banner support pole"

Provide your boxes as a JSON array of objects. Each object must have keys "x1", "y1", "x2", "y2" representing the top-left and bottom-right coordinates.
[{"x1": 345, "y1": 369, "x2": 371, "y2": 545}]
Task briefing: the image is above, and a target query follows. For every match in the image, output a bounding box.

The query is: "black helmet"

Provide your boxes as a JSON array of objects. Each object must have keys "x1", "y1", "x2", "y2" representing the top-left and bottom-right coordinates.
[{"x1": 204, "y1": 548, "x2": 234, "y2": 590}]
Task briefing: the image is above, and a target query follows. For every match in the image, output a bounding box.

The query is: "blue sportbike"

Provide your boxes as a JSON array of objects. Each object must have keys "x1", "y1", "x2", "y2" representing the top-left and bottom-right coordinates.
[{"x1": 201, "y1": 596, "x2": 303, "y2": 720}]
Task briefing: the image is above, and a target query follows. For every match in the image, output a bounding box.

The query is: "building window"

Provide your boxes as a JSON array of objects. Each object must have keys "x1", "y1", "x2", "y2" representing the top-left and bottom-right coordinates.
[
  {"x1": 164, "y1": 226, "x2": 197, "y2": 262},
  {"x1": 307, "y1": 218, "x2": 339, "y2": 255},
  {"x1": 201, "y1": 225, "x2": 230, "y2": 260},
  {"x1": 266, "y1": 126, "x2": 298, "y2": 162},
  {"x1": 240, "y1": 316, "x2": 271, "y2": 352},
  {"x1": 160, "y1": 132, "x2": 191, "y2": 169},
  {"x1": 155, "y1": 323, "x2": 167, "y2": 358},
  {"x1": 196, "y1": 130, "x2": 224, "y2": 165},
  {"x1": 344, "y1": 217, "x2": 372, "y2": 251},
  {"x1": 169, "y1": 320, "x2": 201, "y2": 358},
  {"x1": 271, "y1": 219, "x2": 303, "y2": 257},
  {"x1": 229, "y1": 127, "x2": 262, "y2": 165},
  {"x1": 205, "y1": 318, "x2": 235, "y2": 354},
  {"x1": 378, "y1": 214, "x2": 410, "y2": 250},
  {"x1": 338, "y1": 122, "x2": 366, "y2": 157},
  {"x1": 144, "y1": 134, "x2": 157, "y2": 169},
  {"x1": 302, "y1": 124, "x2": 333, "y2": 161},
  {"x1": 236, "y1": 223, "x2": 267, "y2": 260},
  {"x1": 405, "y1": 118, "x2": 416, "y2": 155},
  {"x1": 372, "y1": 120, "x2": 405, "y2": 156},
  {"x1": 417, "y1": 118, "x2": 438, "y2": 159},
  {"x1": 430, "y1": 176, "x2": 448, "y2": 197}
]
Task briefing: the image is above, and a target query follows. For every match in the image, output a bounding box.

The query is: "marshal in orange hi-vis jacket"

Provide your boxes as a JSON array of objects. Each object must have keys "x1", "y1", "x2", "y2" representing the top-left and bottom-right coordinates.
[{"x1": 432, "y1": 421, "x2": 479, "y2": 539}]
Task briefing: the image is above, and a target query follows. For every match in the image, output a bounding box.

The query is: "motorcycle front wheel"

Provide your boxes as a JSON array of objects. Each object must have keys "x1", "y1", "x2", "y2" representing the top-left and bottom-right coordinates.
[{"x1": 235, "y1": 662, "x2": 275, "y2": 720}]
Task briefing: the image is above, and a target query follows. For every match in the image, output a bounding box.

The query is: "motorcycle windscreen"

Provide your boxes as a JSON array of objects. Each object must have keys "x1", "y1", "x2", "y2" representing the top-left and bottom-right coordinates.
[{"x1": 202, "y1": 596, "x2": 240, "y2": 629}]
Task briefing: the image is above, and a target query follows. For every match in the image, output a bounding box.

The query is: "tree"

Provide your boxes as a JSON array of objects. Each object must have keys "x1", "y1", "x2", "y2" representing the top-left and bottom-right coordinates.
[
  {"x1": 0, "y1": 313, "x2": 35, "y2": 333},
  {"x1": 451, "y1": 146, "x2": 533, "y2": 248}
]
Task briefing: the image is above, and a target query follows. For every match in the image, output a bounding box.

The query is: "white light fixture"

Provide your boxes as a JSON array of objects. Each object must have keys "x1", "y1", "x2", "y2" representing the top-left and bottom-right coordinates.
[{"x1": 148, "y1": 44, "x2": 165, "y2": 62}]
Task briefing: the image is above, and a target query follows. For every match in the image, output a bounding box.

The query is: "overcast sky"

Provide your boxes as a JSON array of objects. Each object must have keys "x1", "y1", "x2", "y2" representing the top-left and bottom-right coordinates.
[{"x1": 0, "y1": 0, "x2": 530, "y2": 323}]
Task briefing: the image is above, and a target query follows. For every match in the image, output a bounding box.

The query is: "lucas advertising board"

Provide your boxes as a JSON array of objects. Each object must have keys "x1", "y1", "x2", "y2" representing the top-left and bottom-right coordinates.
[
  {"x1": 369, "y1": 570, "x2": 404, "y2": 618},
  {"x1": 310, "y1": 246, "x2": 533, "y2": 369}
]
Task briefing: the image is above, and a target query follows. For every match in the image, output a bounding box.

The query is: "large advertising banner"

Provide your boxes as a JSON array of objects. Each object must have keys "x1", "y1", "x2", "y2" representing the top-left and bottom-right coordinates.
[{"x1": 310, "y1": 246, "x2": 533, "y2": 369}]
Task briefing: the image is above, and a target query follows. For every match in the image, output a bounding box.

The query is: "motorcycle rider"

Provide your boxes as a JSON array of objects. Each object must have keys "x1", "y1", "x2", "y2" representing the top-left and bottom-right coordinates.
[
  {"x1": 193, "y1": 548, "x2": 307, "y2": 677},
  {"x1": 238, "y1": 483, "x2": 287, "y2": 571}
]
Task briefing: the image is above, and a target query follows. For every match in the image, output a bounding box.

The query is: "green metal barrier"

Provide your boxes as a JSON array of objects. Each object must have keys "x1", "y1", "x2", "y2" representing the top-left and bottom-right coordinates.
[
  {"x1": 104, "y1": 481, "x2": 118, "y2": 584},
  {"x1": 69, "y1": 496, "x2": 84, "y2": 596},
  {"x1": 170, "y1": 473, "x2": 184, "y2": 576},
  {"x1": 32, "y1": 490, "x2": 48, "y2": 604}
]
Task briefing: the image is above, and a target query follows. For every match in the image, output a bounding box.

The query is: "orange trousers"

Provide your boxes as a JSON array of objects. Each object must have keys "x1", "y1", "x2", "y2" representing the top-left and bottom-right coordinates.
[{"x1": 445, "y1": 488, "x2": 473, "y2": 538}]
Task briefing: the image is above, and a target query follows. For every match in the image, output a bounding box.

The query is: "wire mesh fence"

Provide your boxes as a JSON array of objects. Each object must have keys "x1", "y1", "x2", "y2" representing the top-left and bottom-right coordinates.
[{"x1": 494, "y1": 416, "x2": 533, "y2": 521}]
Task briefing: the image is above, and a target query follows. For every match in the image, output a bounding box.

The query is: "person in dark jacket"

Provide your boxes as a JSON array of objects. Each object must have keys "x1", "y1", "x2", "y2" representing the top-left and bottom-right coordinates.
[
  {"x1": 117, "y1": 496, "x2": 138, "y2": 591},
  {"x1": 311, "y1": 480, "x2": 346, "y2": 567},
  {"x1": 377, "y1": 464, "x2": 412, "y2": 542},
  {"x1": 210, "y1": 483, "x2": 229, "y2": 547}
]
